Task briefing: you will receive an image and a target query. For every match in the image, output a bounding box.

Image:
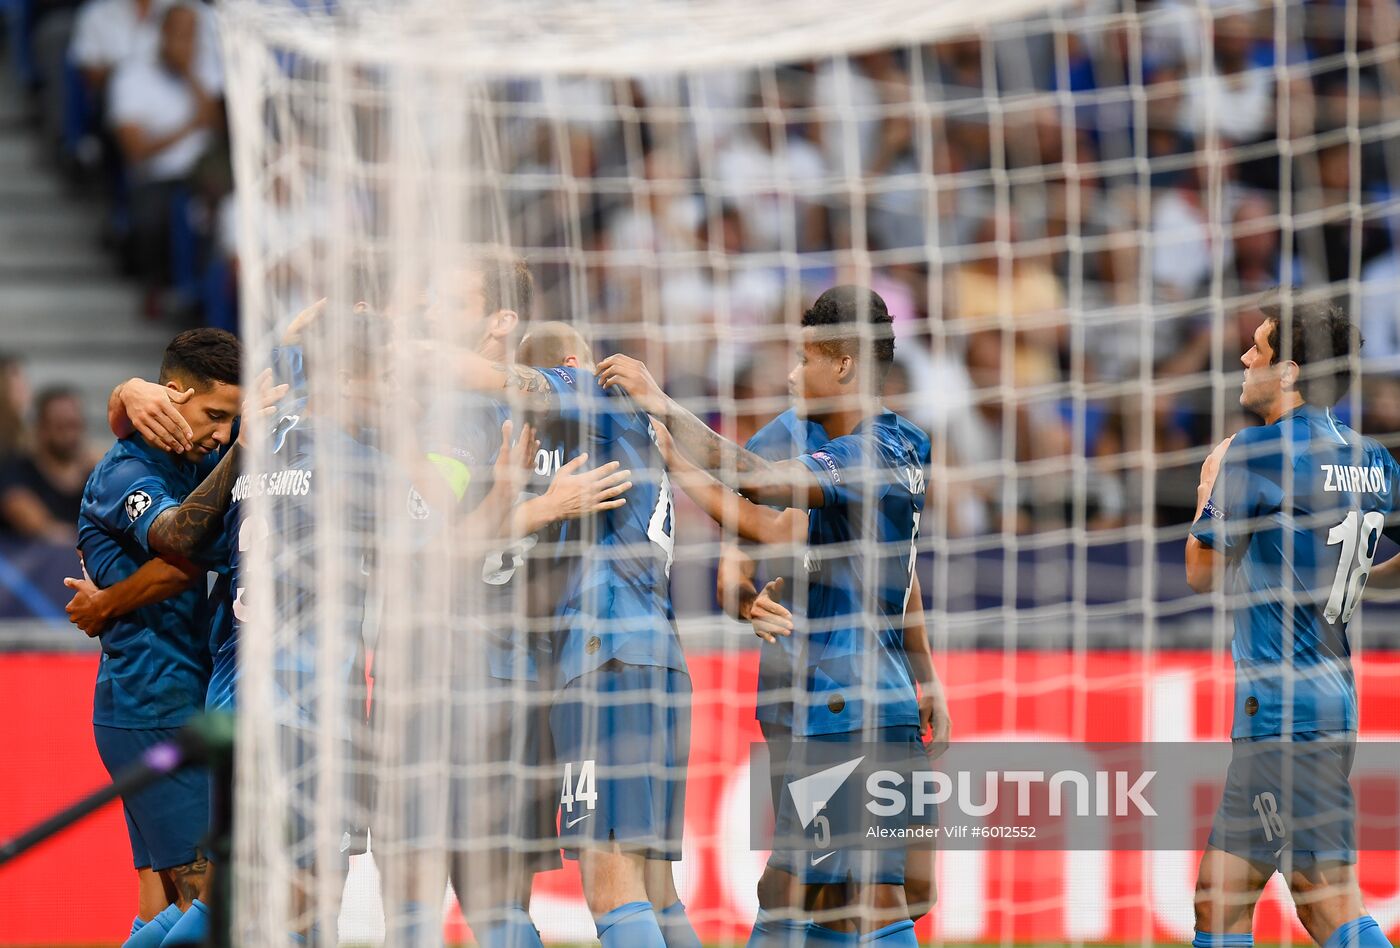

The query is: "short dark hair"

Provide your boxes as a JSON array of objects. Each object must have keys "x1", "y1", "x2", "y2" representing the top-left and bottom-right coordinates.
[
  {"x1": 800, "y1": 285, "x2": 896, "y2": 382},
  {"x1": 1260, "y1": 294, "x2": 1362, "y2": 406},
  {"x1": 159, "y1": 329, "x2": 241, "y2": 389},
  {"x1": 35, "y1": 386, "x2": 80, "y2": 419},
  {"x1": 478, "y1": 250, "x2": 535, "y2": 322}
]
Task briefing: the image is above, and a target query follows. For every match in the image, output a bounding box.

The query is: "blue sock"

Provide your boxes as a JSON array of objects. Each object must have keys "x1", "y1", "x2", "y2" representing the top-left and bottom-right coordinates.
[
  {"x1": 478, "y1": 902, "x2": 544, "y2": 948},
  {"x1": 130, "y1": 917, "x2": 147, "y2": 938},
  {"x1": 596, "y1": 900, "x2": 665, "y2": 948},
  {"x1": 160, "y1": 899, "x2": 208, "y2": 946},
  {"x1": 805, "y1": 923, "x2": 859, "y2": 945},
  {"x1": 122, "y1": 904, "x2": 183, "y2": 948},
  {"x1": 659, "y1": 900, "x2": 702, "y2": 948},
  {"x1": 747, "y1": 908, "x2": 809, "y2": 948},
  {"x1": 1193, "y1": 934, "x2": 1254, "y2": 948},
  {"x1": 1325, "y1": 916, "x2": 1392, "y2": 948},
  {"x1": 861, "y1": 919, "x2": 917, "y2": 944}
]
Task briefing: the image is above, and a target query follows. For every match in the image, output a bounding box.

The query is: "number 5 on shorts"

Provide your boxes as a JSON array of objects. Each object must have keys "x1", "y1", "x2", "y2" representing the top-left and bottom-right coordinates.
[{"x1": 561, "y1": 759, "x2": 597, "y2": 813}]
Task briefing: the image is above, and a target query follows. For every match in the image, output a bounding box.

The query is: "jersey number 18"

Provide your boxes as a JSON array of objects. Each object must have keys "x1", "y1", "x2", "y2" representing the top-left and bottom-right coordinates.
[{"x1": 1324, "y1": 510, "x2": 1385, "y2": 624}]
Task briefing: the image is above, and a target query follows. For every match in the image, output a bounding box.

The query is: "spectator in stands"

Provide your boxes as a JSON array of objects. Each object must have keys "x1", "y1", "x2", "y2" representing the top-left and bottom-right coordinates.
[
  {"x1": 70, "y1": 0, "x2": 221, "y2": 95},
  {"x1": 0, "y1": 388, "x2": 94, "y2": 544},
  {"x1": 0, "y1": 354, "x2": 33, "y2": 463},
  {"x1": 1358, "y1": 249, "x2": 1400, "y2": 373},
  {"x1": 108, "y1": 3, "x2": 221, "y2": 317},
  {"x1": 947, "y1": 210, "x2": 1068, "y2": 389},
  {"x1": 1293, "y1": 140, "x2": 1393, "y2": 289},
  {"x1": 711, "y1": 107, "x2": 827, "y2": 252}
]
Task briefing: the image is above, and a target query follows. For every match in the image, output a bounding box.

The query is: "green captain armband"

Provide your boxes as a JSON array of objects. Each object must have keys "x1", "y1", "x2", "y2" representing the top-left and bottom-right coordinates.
[{"x1": 425, "y1": 452, "x2": 472, "y2": 502}]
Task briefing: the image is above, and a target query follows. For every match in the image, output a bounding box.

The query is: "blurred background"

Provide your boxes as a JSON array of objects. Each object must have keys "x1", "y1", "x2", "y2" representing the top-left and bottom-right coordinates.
[{"x1": 3, "y1": 0, "x2": 1400, "y2": 638}]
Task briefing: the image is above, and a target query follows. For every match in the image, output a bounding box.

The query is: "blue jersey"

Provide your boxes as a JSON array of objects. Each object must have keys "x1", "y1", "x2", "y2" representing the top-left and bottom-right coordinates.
[
  {"x1": 210, "y1": 415, "x2": 390, "y2": 715},
  {"x1": 791, "y1": 410, "x2": 930, "y2": 736},
  {"x1": 540, "y1": 366, "x2": 685, "y2": 686},
  {"x1": 78, "y1": 436, "x2": 225, "y2": 728},
  {"x1": 1191, "y1": 404, "x2": 1400, "y2": 738},
  {"x1": 442, "y1": 392, "x2": 567, "y2": 682},
  {"x1": 207, "y1": 347, "x2": 308, "y2": 711},
  {"x1": 746, "y1": 410, "x2": 829, "y2": 728}
]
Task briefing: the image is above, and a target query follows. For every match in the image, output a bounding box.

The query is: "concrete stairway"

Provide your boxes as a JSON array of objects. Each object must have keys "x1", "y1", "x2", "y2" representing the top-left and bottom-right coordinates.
[{"x1": 0, "y1": 64, "x2": 172, "y2": 439}]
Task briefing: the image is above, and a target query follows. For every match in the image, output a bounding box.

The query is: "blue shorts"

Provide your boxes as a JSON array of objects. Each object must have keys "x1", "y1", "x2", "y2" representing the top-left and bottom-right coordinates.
[
  {"x1": 1207, "y1": 731, "x2": 1356, "y2": 868},
  {"x1": 770, "y1": 726, "x2": 924, "y2": 886},
  {"x1": 550, "y1": 661, "x2": 690, "y2": 861},
  {"x1": 446, "y1": 681, "x2": 561, "y2": 875},
  {"x1": 93, "y1": 724, "x2": 209, "y2": 872}
]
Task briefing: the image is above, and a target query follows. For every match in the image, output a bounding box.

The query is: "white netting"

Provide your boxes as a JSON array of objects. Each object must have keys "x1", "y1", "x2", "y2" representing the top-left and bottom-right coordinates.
[{"x1": 222, "y1": 0, "x2": 1400, "y2": 943}]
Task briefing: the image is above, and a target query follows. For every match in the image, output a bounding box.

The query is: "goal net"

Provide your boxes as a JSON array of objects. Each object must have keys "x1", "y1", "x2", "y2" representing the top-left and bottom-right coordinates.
[{"x1": 220, "y1": 0, "x2": 1400, "y2": 943}]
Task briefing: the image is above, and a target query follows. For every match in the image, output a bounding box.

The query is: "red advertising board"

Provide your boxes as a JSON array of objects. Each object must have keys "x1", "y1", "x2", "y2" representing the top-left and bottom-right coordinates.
[{"x1": 4, "y1": 650, "x2": 1400, "y2": 944}]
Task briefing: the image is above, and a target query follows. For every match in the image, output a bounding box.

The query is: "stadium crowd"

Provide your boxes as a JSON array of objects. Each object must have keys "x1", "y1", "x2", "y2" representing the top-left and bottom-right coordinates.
[{"x1": 5, "y1": 0, "x2": 1400, "y2": 554}]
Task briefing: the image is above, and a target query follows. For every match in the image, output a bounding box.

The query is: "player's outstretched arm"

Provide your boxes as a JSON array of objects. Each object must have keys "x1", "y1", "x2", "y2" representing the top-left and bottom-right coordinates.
[
  {"x1": 597, "y1": 354, "x2": 825, "y2": 508},
  {"x1": 109, "y1": 377, "x2": 194, "y2": 451},
  {"x1": 651, "y1": 418, "x2": 808, "y2": 544},
  {"x1": 749, "y1": 577, "x2": 793, "y2": 644},
  {"x1": 513, "y1": 453, "x2": 632, "y2": 536},
  {"x1": 443, "y1": 347, "x2": 560, "y2": 418},
  {"x1": 63, "y1": 555, "x2": 199, "y2": 637}
]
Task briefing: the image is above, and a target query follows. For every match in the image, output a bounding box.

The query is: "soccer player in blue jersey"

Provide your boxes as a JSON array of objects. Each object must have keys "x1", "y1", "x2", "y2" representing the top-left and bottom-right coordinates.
[
  {"x1": 698, "y1": 402, "x2": 946, "y2": 943},
  {"x1": 75, "y1": 329, "x2": 243, "y2": 941},
  {"x1": 448, "y1": 320, "x2": 697, "y2": 948},
  {"x1": 425, "y1": 259, "x2": 636, "y2": 948},
  {"x1": 1187, "y1": 296, "x2": 1400, "y2": 948},
  {"x1": 597, "y1": 285, "x2": 931, "y2": 945}
]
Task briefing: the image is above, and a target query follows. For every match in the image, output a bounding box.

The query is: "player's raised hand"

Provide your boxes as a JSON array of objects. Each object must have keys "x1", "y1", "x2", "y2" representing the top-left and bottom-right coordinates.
[
  {"x1": 749, "y1": 577, "x2": 793, "y2": 644},
  {"x1": 279, "y1": 297, "x2": 328, "y2": 344},
  {"x1": 596, "y1": 353, "x2": 667, "y2": 416},
  {"x1": 237, "y1": 369, "x2": 291, "y2": 446},
  {"x1": 117, "y1": 378, "x2": 194, "y2": 452},
  {"x1": 497, "y1": 420, "x2": 539, "y2": 479},
  {"x1": 543, "y1": 454, "x2": 632, "y2": 520}
]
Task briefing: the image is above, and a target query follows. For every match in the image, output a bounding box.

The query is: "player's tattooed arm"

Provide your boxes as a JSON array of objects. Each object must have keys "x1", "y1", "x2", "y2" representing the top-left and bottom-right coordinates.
[
  {"x1": 146, "y1": 443, "x2": 243, "y2": 559},
  {"x1": 145, "y1": 369, "x2": 288, "y2": 560},
  {"x1": 63, "y1": 555, "x2": 199, "y2": 637},
  {"x1": 651, "y1": 419, "x2": 808, "y2": 542},
  {"x1": 443, "y1": 347, "x2": 560, "y2": 417},
  {"x1": 597, "y1": 354, "x2": 824, "y2": 506}
]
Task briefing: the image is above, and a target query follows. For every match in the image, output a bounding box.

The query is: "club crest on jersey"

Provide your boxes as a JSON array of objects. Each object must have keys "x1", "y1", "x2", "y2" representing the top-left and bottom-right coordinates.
[
  {"x1": 407, "y1": 486, "x2": 430, "y2": 520},
  {"x1": 124, "y1": 490, "x2": 152, "y2": 522}
]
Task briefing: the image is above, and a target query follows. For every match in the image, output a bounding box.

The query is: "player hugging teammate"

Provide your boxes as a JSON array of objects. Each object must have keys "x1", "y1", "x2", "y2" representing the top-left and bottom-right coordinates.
[{"x1": 66, "y1": 264, "x2": 951, "y2": 946}]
